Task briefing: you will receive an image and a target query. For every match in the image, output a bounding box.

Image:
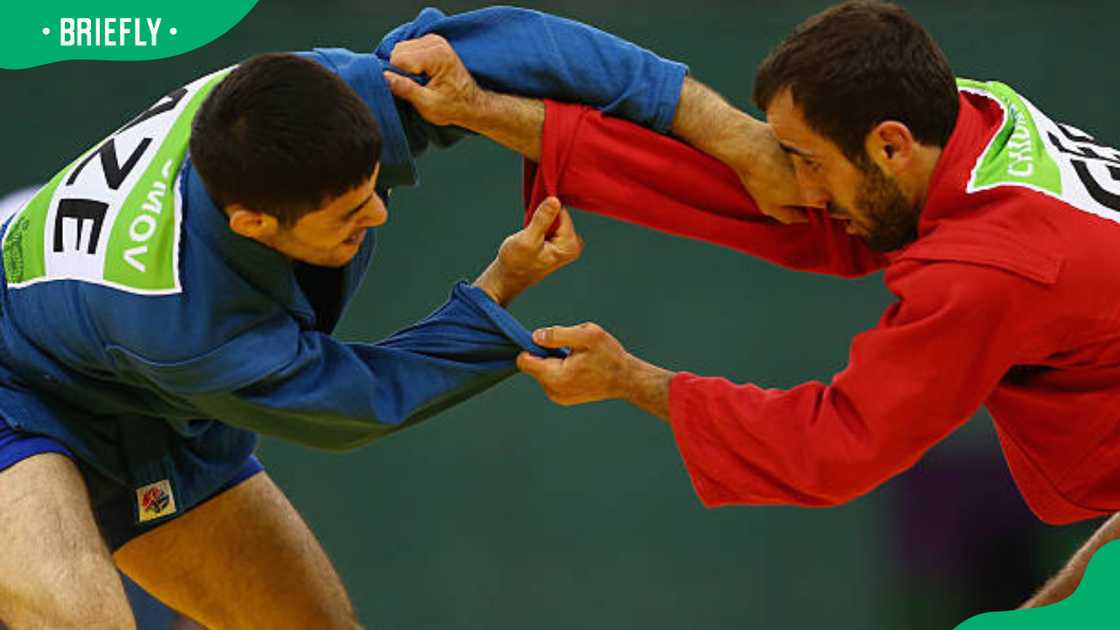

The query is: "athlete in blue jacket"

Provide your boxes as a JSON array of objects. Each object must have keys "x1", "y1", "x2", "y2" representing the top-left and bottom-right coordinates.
[{"x1": 0, "y1": 8, "x2": 686, "y2": 628}]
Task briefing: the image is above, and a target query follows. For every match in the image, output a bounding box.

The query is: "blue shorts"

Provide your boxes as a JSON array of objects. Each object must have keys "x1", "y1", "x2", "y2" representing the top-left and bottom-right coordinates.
[{"x1": 0, "y1": 420, "x2": 263, "y2": 551}]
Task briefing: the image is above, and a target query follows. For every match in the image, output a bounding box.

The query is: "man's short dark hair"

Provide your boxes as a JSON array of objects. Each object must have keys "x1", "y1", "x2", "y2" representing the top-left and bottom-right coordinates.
[
  {"x1": 190, "y1": 53, "x2": 381, "y2": 226},
  {"x1": 753, "y1": 1, "x2": 958, "y2": 165}
]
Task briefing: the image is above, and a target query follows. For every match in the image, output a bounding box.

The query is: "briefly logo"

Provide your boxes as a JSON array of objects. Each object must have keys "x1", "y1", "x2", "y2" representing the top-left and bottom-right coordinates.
[
  {"x1": 54, "y1": 18, "x2": 171, "y2": 49},
  {"x1": 0, "y1": 1, "x2": 259, "y2": 70},
  {"x1": 136, "y1": 479, "x2": 177, "y2": 523}
]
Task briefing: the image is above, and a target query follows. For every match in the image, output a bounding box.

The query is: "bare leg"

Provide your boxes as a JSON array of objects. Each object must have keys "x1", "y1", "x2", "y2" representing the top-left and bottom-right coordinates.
[
  {"x1": 0, "y1": 453, "x2": 135, "y2": 629},
  {"x1": 114, "y1": 471, "x2": 361, "y2": 630},
  {"x1": 1023, "y1": 512, "x2": 1120, "y2": 607}
]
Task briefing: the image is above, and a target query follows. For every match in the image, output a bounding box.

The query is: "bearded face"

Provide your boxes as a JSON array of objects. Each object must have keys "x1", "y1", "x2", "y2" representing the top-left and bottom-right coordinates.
[{"x1": 832, "y1": 158, "x2": 920, "y2": 253}]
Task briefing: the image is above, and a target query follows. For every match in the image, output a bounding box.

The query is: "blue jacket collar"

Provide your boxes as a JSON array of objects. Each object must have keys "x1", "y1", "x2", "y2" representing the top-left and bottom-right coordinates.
[{"x1": 182, "y1": 159, "x2": 316, "y2": 325}]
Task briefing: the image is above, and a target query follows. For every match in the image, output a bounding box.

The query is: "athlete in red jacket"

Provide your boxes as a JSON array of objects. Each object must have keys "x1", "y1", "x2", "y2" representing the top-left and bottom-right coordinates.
[{"x1": 387, "y1": 2, "x2": 1120, "y2": 608}]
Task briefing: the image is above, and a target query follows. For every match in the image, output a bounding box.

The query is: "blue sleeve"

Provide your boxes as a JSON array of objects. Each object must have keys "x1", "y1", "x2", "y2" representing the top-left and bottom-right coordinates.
[
  {"x1": 302, "y1": 8, "x2": 686, "y2": 186},
  {"x1": 377, "y1": 6, "x2": 688, "y2": 151},
  {"x1": 299, "y1": 48, "x2": 422, "y2": 189},
  {"x1": 139, "y1": 283, "x2": 559, "y2": 450}
]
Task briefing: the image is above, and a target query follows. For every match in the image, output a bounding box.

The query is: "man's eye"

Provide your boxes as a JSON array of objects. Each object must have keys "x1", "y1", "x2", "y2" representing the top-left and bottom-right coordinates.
[{"x1": 799, "y1": 157, "x2": 821, "y2": 172}]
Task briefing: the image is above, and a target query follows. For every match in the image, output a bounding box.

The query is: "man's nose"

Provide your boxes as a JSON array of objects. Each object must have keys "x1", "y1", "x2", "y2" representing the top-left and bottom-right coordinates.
[
  {"x1": 793, "y1": 167, "x2": 829, "y2": 209},
  {"x1": 361, "y1": 198, "x2": 389, "y2": 227},
  {"x1": 800, "y1": 187, "x2": 829, "y2": 209}
]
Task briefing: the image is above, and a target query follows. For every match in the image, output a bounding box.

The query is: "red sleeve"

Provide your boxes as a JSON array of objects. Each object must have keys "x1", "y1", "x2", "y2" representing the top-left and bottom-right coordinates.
[
  {"x1": 669, "y1": 260, "x2": 1035, "y2": 508},
  {"x1": 523, "y1": 100, "x2": 888, "y2": 278}
]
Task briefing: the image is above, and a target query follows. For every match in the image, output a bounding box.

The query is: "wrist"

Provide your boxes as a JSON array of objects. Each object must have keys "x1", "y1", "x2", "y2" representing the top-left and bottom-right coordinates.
[
  {"x1": 472, "y1": 258, "x2": 510, "y2": 306},
  {"x1": 473, "y1": 257, "x2": 536, "y2": 308},
  {"x1": 453, "y1": 89, "x2": 544, "y2": 161},
  {"x1": 453, "y1": 88, "x2": 499, "y2": 133},
  {"x1": 672, "y1": 77, "x2": 767, "y2": 163},
  {"x1": 708, "y1": 109, "x2": 769, "y2": 164},
  {"x1": 616, "y1": 353, "x2": 673, "y2": 405},
  {"x1": 613, "y1": 353, "x2": 673, "y2": 422}
]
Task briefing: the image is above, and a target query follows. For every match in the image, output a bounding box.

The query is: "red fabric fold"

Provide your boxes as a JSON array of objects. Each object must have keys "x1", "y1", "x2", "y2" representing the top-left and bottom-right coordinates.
[{"x1": 522, "y1": 100, "x2": 888, "y2": 278}]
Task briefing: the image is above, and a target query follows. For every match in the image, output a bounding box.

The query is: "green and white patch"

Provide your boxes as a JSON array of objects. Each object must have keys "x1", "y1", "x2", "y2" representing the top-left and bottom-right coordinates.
[
  {"x1": 3, "y1": 67, "x2": 231, "y2": 294},
  {"x1": 960, "y1": 78, "x2": 1120, "y2": 224}
]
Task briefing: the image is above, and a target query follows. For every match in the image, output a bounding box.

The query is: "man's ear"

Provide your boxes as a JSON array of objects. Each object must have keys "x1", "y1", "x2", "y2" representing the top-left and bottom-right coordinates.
[
  {"x1": 866, "y1": 121, "x2": 916, "y2": 175},
  {"x1": 227, "y1": 204, "x2": 279, "y2": 243}
]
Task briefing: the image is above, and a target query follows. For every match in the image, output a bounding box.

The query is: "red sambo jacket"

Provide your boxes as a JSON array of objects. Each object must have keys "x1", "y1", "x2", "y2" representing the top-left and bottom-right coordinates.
[{"x1": 524, "y1": 81, "x2": 1120, "y2": 524}]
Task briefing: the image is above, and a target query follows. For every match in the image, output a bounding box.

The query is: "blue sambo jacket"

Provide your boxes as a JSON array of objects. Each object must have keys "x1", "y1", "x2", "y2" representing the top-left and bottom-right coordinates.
[{"x1": 0, "y1": 7, "x2": 686, "y2": 518}]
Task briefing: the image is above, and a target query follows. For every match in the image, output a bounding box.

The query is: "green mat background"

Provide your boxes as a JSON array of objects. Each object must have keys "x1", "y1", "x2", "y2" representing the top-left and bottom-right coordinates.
[{"x1": 2, "y1": 2, "x2": 1116, "y2": 628}]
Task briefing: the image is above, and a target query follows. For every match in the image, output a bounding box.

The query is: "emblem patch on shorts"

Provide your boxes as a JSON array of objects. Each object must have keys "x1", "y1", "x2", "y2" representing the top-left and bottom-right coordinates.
[{"x1": 136, "y1": 479, "x2": 177, "y2": 523}]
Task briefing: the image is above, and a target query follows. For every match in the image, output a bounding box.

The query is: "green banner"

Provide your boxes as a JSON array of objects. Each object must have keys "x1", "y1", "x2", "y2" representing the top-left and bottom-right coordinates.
[
  {"x1": 957, "y1": 540, "x2": 1120, "y2": 628},
  {"x1": 0, "y1": 0, "x2": 257, "y2": 69}
]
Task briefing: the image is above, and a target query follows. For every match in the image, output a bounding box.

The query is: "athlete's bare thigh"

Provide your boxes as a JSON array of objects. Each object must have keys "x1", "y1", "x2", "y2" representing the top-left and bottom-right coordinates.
[
  {"x1": 114, "y1": 470, "x2": 361, "y2": 630},
  {"x1": 0, "y1": 453, "x2": 134, "y2": 629}
]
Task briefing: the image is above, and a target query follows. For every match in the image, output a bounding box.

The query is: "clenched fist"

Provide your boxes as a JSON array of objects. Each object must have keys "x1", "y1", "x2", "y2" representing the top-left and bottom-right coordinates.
[
  {"x1": 383, "y1": 34, "x2": 486, "y2": 129},
  {"x1": 473, "y1": 197, "x2": 583, "y2": 307}
]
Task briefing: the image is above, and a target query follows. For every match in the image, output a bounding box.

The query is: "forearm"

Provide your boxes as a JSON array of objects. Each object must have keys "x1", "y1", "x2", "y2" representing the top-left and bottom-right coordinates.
[
  {"x1": 619, "y1": 355, "x2": 673, "y2": 423},
  {"x1": 457, "y1": 90, "x2": 543, "y2": 161},
  {"x1": 670, "y1": 76, "x2": 767, "y2": 164},
  {"x1": 1023, "y1": 512, "x2": 1120, "y2": 607},
  {"x1": 472, "y1": 258, "x2": 519, "y2": 307},
  {"x1": 525, "y1": 102, "x2": 887, "y2": 276},
  {"x1": 669, "y1": 77, "x2": 808, "y2": 224}
]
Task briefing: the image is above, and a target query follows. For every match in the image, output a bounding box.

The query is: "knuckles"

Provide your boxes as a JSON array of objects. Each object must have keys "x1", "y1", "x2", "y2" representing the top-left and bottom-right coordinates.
[
  {"x1": 419, "y1": 33, "x2": 451, "y2": 50},
  {"x1": 559, "y1": 238, "x2": 584, "y2": 262},
  {"x1": 391, "y1": 34, "x2": 451, "y2": 57},
  {"x1": 578, "y1": 322, "x2": 605, "y2": 339}
]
